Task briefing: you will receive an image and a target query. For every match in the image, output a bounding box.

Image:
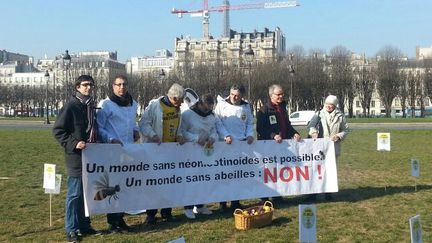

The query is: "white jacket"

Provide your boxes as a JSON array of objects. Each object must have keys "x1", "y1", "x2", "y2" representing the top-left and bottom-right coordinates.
[
  {"x1": 214, "y1": 96, "x2": 254, "y2": 141},
  {"x1": 180, "y1": 108, "x2": 219, "y2": 143},
  {"x1": 96, "y1": 98, "x2": 138, "y2": 144},
  {"x1": 138, "y1": 97, "x2": 182, "y2": 142}
]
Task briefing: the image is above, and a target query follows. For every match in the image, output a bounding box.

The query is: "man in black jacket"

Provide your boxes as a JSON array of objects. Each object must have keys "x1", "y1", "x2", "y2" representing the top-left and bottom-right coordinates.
[
  {"x1": 257, "y1": 84, "x2": 301, "y2": 142},
  {"x1": 256, "y1": 84, "x2": 301, "y2": 204},
  {"x1": 53, "y1": 75, "x2": 99, "y2": 243}
]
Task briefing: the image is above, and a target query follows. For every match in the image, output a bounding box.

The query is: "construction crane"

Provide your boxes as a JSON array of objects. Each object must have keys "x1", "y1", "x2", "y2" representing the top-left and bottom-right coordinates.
[{"x1": 171, "y1": 0, "x2": 299, "y2": 39}]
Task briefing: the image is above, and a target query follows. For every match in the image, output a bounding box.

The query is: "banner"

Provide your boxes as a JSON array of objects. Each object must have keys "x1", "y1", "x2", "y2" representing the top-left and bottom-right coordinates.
[{"x1": 82, "y1": 138, "x2": 337, "y2": 216}]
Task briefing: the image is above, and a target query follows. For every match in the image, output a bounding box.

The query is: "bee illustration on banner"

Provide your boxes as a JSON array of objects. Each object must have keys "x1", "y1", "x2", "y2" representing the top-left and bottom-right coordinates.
[
  {"x1": 203, "y1": 142, "x2": 214, "y2": 156},
  {"x1": 319, "y1": 150, "x2": 325, "y2": 160},
  {"x1": 93, "y1": 171, "x2": 120, "y2": 204}
]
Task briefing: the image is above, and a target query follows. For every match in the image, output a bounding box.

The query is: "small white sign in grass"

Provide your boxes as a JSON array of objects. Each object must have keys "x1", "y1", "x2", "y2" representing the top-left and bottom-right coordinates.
[
  {"x1": 299, "y1": 204, "x2": 317, "y2": 243},
  {"x1": 44, "y1": 174, "x2": 62, "y2": 195},
  {"x1": 377, "y1": 133, "x2": 391, "y2": 151},
  {"x1": 411, "y1": 159, "x2": 420, "y2": 178},
  {"x1": 167, "y1": 236, "x2": 185, "y2": 243},
  {"x1": 43, "y1": 163, "x2": 56, "y2": 190},
  {"x1": 43, "y1": 164, "x2": 60, "y2": 227},
  {"x1": 409, "y1": 215, "x2": 422, "y2": 243}
]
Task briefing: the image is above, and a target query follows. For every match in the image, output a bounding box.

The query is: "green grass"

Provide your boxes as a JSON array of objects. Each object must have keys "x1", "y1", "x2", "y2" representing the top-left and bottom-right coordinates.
[
  {"x1": 347, "y1": 117, "x2": 432, "y2": 123},
  {"x1": 0, "y1": 128, "x2": 431, "y2": 242}
]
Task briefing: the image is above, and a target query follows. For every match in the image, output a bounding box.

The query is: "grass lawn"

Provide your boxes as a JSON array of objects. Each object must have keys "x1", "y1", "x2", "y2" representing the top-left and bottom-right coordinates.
[
  {"x1": 0, "y1": 128, "x2": 431, "y2": 242},
  {"x1": 347, "y1": 117, "x2": 432, "y2": 123}
]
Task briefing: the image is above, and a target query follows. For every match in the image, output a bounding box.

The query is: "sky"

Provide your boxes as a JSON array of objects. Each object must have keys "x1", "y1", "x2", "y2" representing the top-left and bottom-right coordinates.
[{"x1": 1, "y1": 0, "x2": 431, "y2": 63}]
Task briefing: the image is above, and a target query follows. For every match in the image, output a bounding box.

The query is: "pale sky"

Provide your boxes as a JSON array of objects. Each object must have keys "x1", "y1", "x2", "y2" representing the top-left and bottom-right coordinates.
[{"x1": 1, "y1": 0, "x2": 431, "y2": 62}]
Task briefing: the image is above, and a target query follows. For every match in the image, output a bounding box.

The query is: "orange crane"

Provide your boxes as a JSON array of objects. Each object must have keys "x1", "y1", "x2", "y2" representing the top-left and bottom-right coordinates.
[{"x1": 171, "y1": 0, "x2": 299, "y2": 39}]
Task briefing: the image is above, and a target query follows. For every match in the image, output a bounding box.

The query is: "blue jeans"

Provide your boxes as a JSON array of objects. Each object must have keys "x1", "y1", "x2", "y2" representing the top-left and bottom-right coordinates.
[{"x1": 65, "y1": 176, "x2": 91, "y2": 234}]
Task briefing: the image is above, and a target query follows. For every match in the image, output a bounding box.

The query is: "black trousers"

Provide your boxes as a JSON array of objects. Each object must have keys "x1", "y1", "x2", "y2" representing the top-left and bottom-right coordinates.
[
  {"x1": 107, "y1": 213, "x2": 125, "y2": 225},
  {"x1": 146, "y1": 208, "x2": 172, "y2": 218}
]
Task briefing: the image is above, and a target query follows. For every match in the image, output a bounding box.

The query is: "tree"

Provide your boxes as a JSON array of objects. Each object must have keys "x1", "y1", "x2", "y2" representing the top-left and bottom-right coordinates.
[
  {"x1": 406, "y1": 70, "x2": 422, "y2": 117},
  {"x1": 329, "y1": 45, "x2": 353, "y2": 116},
  {"x1": 376, "y1": 46, "x2": 403, "y2": 117},
  {"x1": 298, "y1": 50, "x2": 329, "y2": 111},
  {"x1": 398, "y1": 71, "x2": 408, "y2": 118},
  {"x1": 355, "y1": 62, "x2": 376, "y2": 117}
]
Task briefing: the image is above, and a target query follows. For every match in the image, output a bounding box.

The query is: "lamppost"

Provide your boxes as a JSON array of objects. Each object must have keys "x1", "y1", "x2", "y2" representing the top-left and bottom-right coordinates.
[
  {"x1": 159, "y1": 69, "x2": 166, "y2": 95},
  {"x1": 44, "y1": 70, "x2": 50, "y2": 124},
  {"x1": 62, "y1": 50, "x2": 71, "y2": 102},
  {"x1": 288, "y1": 53, "x2": 295, "y2": 114},
  {"x1": 244, "y1": 44, "x2": 254, "y2": 101}
]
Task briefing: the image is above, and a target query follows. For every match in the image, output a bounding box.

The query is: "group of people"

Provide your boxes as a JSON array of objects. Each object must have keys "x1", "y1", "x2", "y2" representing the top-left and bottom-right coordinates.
[{"x1": 53, "y1": 74, "x2": 348, "y2": 243}]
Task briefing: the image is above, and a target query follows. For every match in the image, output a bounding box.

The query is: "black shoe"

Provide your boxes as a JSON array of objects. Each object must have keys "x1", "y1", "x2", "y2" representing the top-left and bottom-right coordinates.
[
  {"x1": 108, "y1": 224, "x2": 121, "y2": 234},
  {"x1": 79, "y1": 227, "x2": 101, "y2": 236},
  {"x1": 162, "y1": 215, "x2": 178, "y2": 222},
  {"x1": 144, "y1": 215, "x2": 157, "y2": 225},
  {"x1": 67, "y1": 231, "x2": 79, "y2": 243},
  {"x1": 117, "y1": 219, "x2": 132, "y2": 232}
]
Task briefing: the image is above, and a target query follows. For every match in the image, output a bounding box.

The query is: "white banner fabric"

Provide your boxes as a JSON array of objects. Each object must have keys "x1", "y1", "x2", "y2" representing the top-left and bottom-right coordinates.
[{"x1": 83, "y1": 138, "x2": 337, "y2": 216}]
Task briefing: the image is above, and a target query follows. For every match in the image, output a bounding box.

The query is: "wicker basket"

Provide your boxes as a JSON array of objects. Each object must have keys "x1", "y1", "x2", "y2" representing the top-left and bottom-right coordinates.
[{"x1": 233, "y1": 201, "x2": 274, "y2": 230}]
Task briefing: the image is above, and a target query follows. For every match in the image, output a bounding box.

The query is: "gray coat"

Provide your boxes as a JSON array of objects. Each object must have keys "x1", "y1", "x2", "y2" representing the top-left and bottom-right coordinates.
[{"x1": 307, "y1": 108, "x2": 348, "y2": 157}]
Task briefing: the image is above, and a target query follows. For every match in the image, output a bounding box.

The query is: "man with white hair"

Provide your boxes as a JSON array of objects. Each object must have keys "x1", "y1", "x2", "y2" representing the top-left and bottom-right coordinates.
[
  {"x1": 256, "y1": 84, "x2": 301, "y2": 204},
  {"x1": 138, "y1": 83, "x2": 186, "y2": 224},
  {"x1": 257, "y1": 84, "x2": 301, "y2": 142}
]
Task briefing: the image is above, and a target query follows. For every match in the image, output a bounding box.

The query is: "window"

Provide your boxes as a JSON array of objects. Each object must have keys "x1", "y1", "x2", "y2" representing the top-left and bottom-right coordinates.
[
  {"x1": 356, "y1": 101, "x2": 360, "y2": 108},
  {"x1": 201, "y1": 52, "x2": 206, "y2": 58},
  {"x1": 371, "y1": 100, "x2": 375, "y2": 108},
  {"x1": 222, "y1": 43, "x2": 227, "y2": 48},
  {"x1": 291, "y1": 113, "x2": 299, "y2": 119},
  {"x1": 201, "y1": 44, "x2": 206, "y2": 50},
  {"x1": 190, "y1": 44, "x2": 195, "y2": 50}
]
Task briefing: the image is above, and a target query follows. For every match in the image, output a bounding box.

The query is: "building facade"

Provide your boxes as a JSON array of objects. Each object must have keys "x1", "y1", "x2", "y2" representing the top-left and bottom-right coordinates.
[
  {"x1": 416, "y1": 45, "x2": 432, "y2": 60},
  {"x1": 126, "y1": 49, "x2": 174, "y2": 77},
  {"x1": 174, "y1": 27, "x2": 286, "y2": 70}
]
